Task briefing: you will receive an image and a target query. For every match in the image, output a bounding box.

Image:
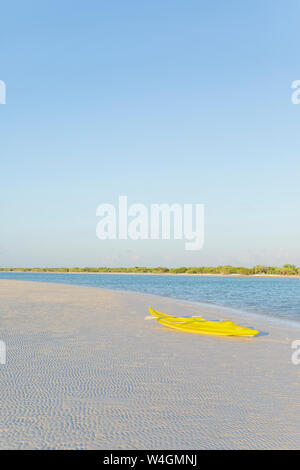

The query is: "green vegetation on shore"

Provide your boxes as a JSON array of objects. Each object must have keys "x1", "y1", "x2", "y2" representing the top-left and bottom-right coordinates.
[{"x1": 1, "y1": 264, "x2": 300, "y2": 276}]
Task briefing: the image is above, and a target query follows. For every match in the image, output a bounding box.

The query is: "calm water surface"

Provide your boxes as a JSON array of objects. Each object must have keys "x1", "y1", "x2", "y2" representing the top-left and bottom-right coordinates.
[{"x1": 1, "y1": 272, "x2": 300, "y2": 324}]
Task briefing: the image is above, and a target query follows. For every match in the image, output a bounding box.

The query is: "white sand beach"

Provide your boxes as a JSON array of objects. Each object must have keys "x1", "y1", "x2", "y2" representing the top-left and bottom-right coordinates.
[{"x1": 0, "y1": 279, "x2": 300, "y2": 449}]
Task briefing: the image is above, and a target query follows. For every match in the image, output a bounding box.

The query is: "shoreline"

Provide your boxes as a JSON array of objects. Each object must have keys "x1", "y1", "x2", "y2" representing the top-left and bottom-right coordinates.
[
  {"x1": 2, "y1": 272, "x2": 300, "y2": 328},
  {"x1": 2, "y1": 276, "x2": 300, "y2": 330},
  {"x1": 1, "y1": 271, "x2": 300, "y2": 279},
  {"x1": 1, "y1": 279, "x2": 300, "y2": 449}
]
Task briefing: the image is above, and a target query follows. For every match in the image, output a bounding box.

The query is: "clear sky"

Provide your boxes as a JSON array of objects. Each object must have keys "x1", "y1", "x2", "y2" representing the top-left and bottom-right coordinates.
[{"x1": 1, "y1": 0, "x2": 300, "y2": 267}]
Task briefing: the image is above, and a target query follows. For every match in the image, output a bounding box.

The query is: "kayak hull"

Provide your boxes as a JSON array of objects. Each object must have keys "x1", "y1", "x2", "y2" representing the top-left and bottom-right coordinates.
[{"x1": 149, "y1": 307, "x2": 259, "y2": 337}]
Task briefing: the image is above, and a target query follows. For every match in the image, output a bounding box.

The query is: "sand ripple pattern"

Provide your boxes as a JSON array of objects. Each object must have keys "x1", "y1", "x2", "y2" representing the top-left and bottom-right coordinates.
[{"x1": 0, "y1": 280, "x2": 300, "y2": 449}]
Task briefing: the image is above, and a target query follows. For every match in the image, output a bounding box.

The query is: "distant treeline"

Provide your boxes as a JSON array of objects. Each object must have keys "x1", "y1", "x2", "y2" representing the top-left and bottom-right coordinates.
[{"x1": 1, "y1": 265, "x2": 300, "y2": 276}]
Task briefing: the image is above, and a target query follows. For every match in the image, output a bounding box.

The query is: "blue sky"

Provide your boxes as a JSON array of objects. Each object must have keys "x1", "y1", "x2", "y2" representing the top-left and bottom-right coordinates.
[{"x1": 1, "y1": 0, "x2": 300, "y2": 267}]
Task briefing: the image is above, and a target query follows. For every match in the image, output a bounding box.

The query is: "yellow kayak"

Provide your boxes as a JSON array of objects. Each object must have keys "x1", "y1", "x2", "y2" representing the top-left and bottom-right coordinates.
[
  {"x1": 149, "y1": 306, "x2": 205, "y2": 322},
  {"x1": 149, "y1": 307, "x2": 259, "y2": 337}
]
